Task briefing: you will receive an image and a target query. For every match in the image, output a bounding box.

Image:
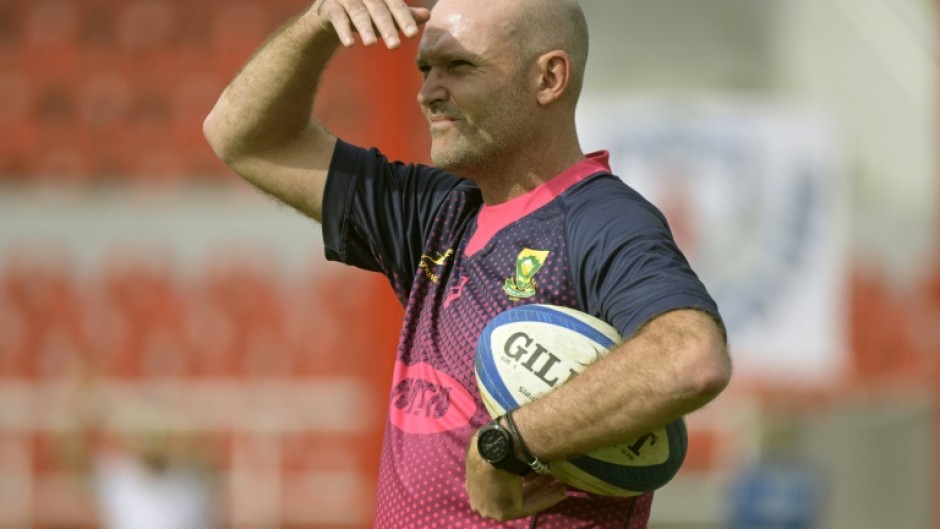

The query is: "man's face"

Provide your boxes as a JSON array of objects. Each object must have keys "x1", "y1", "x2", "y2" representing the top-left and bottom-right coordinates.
[{"x1": 415, "y1": 4, "x2": 535, "y2": 178}]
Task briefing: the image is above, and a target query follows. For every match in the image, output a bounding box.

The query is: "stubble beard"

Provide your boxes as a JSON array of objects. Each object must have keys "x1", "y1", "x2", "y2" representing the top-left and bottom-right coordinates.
[
  {"x1": 429, "y1": 108, "x2": 525, "y2": 183},
  {"x1": 430, "y1": 132, "x2": 489, "y2": 178}
]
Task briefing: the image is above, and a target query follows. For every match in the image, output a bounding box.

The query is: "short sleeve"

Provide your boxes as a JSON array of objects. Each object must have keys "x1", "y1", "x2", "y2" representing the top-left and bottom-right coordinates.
[
  {"x1": 321, "y1": 140, "x2": 466, "y2": 290},
  {"x1": 564, "y1": 175, "x2": 721, "y2": 339}
]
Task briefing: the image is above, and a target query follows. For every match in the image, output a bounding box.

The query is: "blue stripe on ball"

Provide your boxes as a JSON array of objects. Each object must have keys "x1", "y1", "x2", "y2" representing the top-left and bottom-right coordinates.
[
  {"x1": 567, "y1": 418, "x2": 688, "y2": 491},
  {"x1": 505, "y1": 305, "x2": 617, "y2": 350},
  {"x1": 475, "y1": 321, "x2": 520, "y2": 413}
]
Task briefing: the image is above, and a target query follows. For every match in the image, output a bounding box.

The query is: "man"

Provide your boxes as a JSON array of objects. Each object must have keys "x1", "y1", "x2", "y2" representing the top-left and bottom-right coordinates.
[{"x1": 204, "y1": 0, "x2": 731, "y2": 527}]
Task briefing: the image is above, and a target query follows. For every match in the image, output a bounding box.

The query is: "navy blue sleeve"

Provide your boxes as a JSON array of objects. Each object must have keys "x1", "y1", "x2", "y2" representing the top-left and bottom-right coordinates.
[
  {"x1": 321, "y1": 140, "x2": 467, "y2": 295},
  {"x1": 564, "y1": 175, "x2": 721, "y2": 339}
]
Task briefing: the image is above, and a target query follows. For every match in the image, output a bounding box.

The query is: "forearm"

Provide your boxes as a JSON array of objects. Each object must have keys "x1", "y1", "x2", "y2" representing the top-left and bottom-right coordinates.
[
  {"x1": 203, "y1": 7, "x2": 338, "y2": 160},
  {"x1": 513, "y1": 309, "x2": 730, "y2": 462}
]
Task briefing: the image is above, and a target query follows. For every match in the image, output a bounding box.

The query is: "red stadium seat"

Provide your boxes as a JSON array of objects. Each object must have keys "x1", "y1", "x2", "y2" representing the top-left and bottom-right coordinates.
[
  {"x1": 131, "y1": 148, "x2": 189, "y2": 185},
  {"x1": 80, "y1": 0, "x2": 119, "y2": 48},
  {"x1": 209, "y1": 1, "x2": 270, "y2": 56},
  {"x1": 77, "y1": 71, "x2": 131, "y2": 129},
  {"x1": 1, "y1": 249, "x2": 90, "y2": 379},
  {"x1": 115, "y1": 0, "x2": 177, "y2": 52},
  {"x1": 172, "y1": 71, "x2": 222, "y2": 117},
  {"x1": 202, "y1": 254, "x2": 285, "y2": 333},
  {"x1": 0, "y1": 305, "x2": 29, "y2": 379},
  {"x1": 0, "y1": 1, "x2": 24, "y2": 49},
  {"x1": 81, "y1": 300, "x2": 139, "y2": 378},
  {"x1": 175, "y1": 0, "x2": 211, "y2": 50},
  {"x1": 2, "y1": 246, "x2": 83, "y2": 339},
  {"x1": 0, "y1": 121, "x2": 38, "y2": 181},
  {"x1": 240, "y1": 326, "x2": 292, "y2": 378},
  {"x1": 185, "y1": 299, "x2": 241, "y2": 377},
  {"x1": 33, "y1": 144, "x2": 91, "y2": 184},
  {"x1": 136, "y1": 326, "x2": 194, "y2": 379},
  {"x1": 0, "y1": 72, "x2": 32, "y2": 128},
  {"x1": 190, "y1": 254, "x2": 294, "y2": 377},
  {"x1": 24, "y1": 0, "x2": 81, "y2": 51},
  {"x1": 31, "y1": 326, "x2": 86, "y2": 380},
  {"x1": 73, "y1": 70, "x2": 134, "y2": 178},
  {"x1": 87, "y1": 250, "x2": 188, "y2": 377},
  {"x1": 288, "y1": 306, "x2": 343, "y2": 377},
  {"x1": 34, "y1": 80, "x2": 78, "y2": 126},
  {"x1": 31, "y1": 78, "x2": 93, "y2": 183},
  {"x1": 100, "y1": 250, "x2": 180, "y2": 330}
]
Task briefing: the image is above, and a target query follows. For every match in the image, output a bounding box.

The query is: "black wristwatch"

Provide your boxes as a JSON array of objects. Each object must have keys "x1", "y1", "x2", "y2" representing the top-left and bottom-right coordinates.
[{"x1": 476, "y1": 419, "x2": 531, "y2": 476}]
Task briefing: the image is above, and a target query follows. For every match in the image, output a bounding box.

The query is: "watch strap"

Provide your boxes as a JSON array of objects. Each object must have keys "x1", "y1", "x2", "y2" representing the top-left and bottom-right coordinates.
[{"x1": 505, "y1": 410, "x2": 551, "y2": 474}]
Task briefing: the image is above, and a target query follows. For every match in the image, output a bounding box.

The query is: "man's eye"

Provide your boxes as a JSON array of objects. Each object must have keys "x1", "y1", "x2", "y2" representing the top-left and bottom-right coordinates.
[{"x1": 449, "y1": 60, "x2": 473, "y2": 70}]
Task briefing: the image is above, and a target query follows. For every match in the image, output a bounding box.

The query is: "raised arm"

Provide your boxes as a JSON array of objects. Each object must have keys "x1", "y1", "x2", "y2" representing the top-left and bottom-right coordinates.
[{"x1": 202, "y1": 0, "x2": 430, "y2": 221}]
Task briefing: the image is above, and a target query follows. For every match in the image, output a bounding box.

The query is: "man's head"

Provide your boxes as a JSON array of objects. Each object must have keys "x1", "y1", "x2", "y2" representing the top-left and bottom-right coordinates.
[
  {"x1": 416, "y1": 0, "x2": 589, "y2": 183},
  {"x1": 506, "y1": 0, "x2": 589, "y2": 105}
]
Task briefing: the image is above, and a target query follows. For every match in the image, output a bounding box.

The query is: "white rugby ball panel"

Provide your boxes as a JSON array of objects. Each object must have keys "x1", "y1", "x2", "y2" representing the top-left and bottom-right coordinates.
[{"x1": 475, "y1": 305, "x2": 620, "y2": 415}]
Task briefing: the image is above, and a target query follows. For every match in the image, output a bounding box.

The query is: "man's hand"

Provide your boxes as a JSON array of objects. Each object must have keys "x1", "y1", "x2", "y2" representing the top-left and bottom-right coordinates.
[
  {"x1": 312, "y1": 0, "x2": 431, "y2": 49},
  {"x1": 465, "y1": 431, "x2": 567, "y2": 521}
]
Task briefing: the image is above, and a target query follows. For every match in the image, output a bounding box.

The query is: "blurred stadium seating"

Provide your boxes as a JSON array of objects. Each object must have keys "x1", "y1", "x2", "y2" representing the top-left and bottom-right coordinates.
[
  {"x1": 0, "y1": 0, "x2": 427, "y2": 185},
  {"x1": 0, "y1": 243, "x2": 400, "y2": 527},
  {"x1": 0, "y1": 1, "x2": 422, "y2": 526}
]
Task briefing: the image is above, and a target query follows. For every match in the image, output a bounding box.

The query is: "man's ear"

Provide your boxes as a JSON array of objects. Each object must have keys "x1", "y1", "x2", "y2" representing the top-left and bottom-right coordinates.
[{"x1": 535, "y1": 51, "x2": 571, "y2": 106}]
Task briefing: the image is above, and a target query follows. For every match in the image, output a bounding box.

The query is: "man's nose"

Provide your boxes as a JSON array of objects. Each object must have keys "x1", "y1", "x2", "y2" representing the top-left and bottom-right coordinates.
[{"x1": 417, "y1": 70, "x2": 447, "y2": 108}]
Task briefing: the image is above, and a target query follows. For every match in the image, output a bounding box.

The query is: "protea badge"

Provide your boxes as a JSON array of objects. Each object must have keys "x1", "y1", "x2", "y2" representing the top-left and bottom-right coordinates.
[{"x1": 503, "y1": 248, "x2": 550, "y2": 301}]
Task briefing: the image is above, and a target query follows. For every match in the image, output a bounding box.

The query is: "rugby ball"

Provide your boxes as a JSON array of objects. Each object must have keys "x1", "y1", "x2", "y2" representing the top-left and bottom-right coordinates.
[{"x1": 474, "y1": 304, "x2": 687, "y2": 496}]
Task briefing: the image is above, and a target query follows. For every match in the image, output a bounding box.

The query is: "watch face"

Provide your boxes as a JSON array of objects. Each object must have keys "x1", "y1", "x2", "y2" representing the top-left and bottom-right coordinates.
[{"x1": 478, "y1": 427, "x2": 510, "y2": 462}]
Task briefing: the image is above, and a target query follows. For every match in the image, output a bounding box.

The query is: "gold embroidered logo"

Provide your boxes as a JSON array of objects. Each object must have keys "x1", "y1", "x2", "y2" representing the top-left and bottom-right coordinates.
[
  {"x1": 419, "y1": 249, "x2": 454, "y2": 283},
  {"x1": 503, "y1": 248, "x2": 550, "y2": 301}
]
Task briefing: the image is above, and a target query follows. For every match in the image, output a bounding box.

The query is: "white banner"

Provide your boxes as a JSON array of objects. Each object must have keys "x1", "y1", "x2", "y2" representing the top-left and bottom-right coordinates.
[{"x1": 577, "y1": 100, "x2": 848, "y2": 383}]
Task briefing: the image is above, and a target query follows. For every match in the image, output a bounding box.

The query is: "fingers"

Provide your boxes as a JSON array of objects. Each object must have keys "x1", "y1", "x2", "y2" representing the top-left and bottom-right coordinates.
[
  {"x1": 471, "y1": 473, "x2": 566, "y2": 521},
  {"x1": 316, "y1": 0, "x2": 430, "y2": 49},
  {"x1": 316, "y1": 1, "x2": 357, "y2": 47},
  {"x1": 521, "y1": 476, "x2": 567, "y2": 514},
  {"x1": 387, "y1": 4, "x2": 428, "y2": 39},
  {"x1": 409, "y1": 7, "x2": 431, "y2": 26},
  {"x1": 350, "y1": 0, "x2": 382, "y2": 46},
  {"x1": 522, "y1": 473, "x2": 557, "y2": 488}
]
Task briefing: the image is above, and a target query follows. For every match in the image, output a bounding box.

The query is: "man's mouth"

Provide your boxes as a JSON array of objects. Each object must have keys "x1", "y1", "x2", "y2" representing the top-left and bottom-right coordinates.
[{"x1": 428, "y1": 115, "x2": 461, "y2": 132}]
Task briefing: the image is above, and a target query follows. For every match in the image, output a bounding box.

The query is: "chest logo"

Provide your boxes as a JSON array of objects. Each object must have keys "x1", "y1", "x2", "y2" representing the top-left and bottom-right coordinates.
[{"x1": 503, "y1": 248, "x2": 550, "y2": 301}]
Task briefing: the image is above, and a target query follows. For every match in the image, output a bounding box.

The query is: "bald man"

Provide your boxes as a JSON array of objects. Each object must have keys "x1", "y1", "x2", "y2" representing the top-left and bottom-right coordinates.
[{"x1": 204, "y1": 1, "x2": 731, "y2": 527}]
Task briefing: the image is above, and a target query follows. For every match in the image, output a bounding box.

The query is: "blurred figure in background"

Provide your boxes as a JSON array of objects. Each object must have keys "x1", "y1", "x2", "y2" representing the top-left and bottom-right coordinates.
[{"x1": 63, "y1": 374, "x2": 220, "y2": 529}]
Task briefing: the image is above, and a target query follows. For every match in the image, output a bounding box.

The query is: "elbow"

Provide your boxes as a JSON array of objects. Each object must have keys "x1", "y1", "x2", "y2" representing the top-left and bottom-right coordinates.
[
  {"x1": 678, "y1": 339, "x2": 731, "y2": 406},
  {"x1": 692, "y1": 354, "x2": 731, "y2": 401},
  {"x1": 202, "y1": 102, "x2": 253, "y2": 169},
  {"x1": 202, "y1": 111, "x2": 234, "y2": 163}
]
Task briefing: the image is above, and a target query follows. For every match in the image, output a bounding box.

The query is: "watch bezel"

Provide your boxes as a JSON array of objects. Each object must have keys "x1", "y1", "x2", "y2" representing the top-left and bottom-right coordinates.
[
  {"x1": 476, "y1": 420, "x2": 531, "y2": 476},
  {"x1": 477, "y1": 423, "x2": 512, "y2": 462}
]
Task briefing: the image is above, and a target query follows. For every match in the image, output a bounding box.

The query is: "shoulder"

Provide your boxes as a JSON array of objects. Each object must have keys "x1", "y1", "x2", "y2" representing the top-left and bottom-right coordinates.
[
  {"x1": 330, "y1": 140, "x2": 481, "y2": 206},
  {"x1": 559, "y1": 173, "x2": 670, "y2": 236},
  {"x1": 332, "y1": 140, "x2": 466, "y2": 185},
  {"x1": 558, "y1": 173, "x2": 718, "y2": 337}
]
